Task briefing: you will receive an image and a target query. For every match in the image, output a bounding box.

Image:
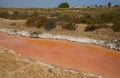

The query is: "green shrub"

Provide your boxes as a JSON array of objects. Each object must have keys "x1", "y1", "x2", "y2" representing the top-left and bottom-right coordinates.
[
  {"x1": 62, "y1": 22, "x2": 76, "y2": 30},
  {"x1": 58, "y1": 2, "x2": 69, "y2": 8},
  {"x1": 43, "y1": 19, "x2": 56, "y2": 30},
  {"x1": 56, "y1": 14, "x2": 70, "y2": 21},
  {"x1": 26, "y1": 16, "x2": 47, "y2": 28}
]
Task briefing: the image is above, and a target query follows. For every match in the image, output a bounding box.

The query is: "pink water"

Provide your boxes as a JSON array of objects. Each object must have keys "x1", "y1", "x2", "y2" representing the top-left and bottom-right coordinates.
[{"x1": 0, "y1": 33, "x2": 120, "y2": 78}]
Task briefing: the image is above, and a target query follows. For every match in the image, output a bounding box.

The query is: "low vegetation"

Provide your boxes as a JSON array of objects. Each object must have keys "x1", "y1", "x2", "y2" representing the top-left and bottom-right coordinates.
[
  {"x1": 84, "y1": 24, "x2": 109, "y2": 31},
  {"x1": 62, "y1": 22, "x2": 76, "y2": 30},
  {"x1": 26, "y1": 16, "x2": 47, "y2": 28},
  {"x1": 0, "y1": 11, "x2": 29, "y2": 19},
  {"x1": 111, "y1": 22, "x2": 120, "y2": 32},
  {"x1": 0, "y1": 7, "x2": 120, "y2": 32},
  {"x1": 43, "y1": 19, "x2": 56, "y2": 30}
]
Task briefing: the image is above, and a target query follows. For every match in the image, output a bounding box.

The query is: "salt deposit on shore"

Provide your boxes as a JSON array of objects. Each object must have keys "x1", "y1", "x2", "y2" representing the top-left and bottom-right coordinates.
[{"x1": 0, "y1": 29, "x2": 120, "y2": 51}]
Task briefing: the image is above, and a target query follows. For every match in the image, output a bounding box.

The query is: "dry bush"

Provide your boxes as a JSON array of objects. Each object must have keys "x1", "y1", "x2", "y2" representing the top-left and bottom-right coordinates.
[
  {"x1": 84, "y1": 24, "x2": 108, "y2": 31},
  {"x1": 43, "y1": 19, "x2": 56, "y2": 30},
  {"x1": 0, "y1": 11, "x2": 12, "y2": 19},
  {"x1": 12, "y1": 11, "x2": 29, "y2": 19},
  {"x1": 111, "y1": 22, "x2": 120, "y2": 32},
  {"x1": 62, "y1": 22, "x2": 76, "y2": 30},
  {"x1": 26, "y1": 16, "x2": 47, "y2": 28}
]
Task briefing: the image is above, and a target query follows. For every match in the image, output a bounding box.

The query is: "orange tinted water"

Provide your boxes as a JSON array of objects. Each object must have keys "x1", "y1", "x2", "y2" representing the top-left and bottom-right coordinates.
[{"x1": 0, "y1": 33, "x2": 120, "y2": 78}]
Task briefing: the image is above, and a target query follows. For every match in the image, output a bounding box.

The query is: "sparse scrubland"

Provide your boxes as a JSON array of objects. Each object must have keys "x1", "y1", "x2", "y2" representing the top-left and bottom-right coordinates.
[
  {"x1": 0, "y1": 7, "x2": 120, "y2": 78},
  {"x1": 0, "y1": 7, "x2": 120, "y2": 41},
  {"x1": 0, "y1": 7, "x2": 120, "y2": 32}
]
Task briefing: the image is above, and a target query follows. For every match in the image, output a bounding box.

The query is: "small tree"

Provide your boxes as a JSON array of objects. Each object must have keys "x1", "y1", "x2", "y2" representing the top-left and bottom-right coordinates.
[
  {"x1": 58, "y1": 2, "x2": 69, "y2": 8},
  {"x1": 108, "y1": 2, "x2": 112, "y2": 8},
  {"x1": 95, "y1": 4, "x2": 98, "y2": 8},
  {"x1": 99, "y1": 5, "x2": 102, "y2": 8},
  {"x1": 115, "y1": 4, "x2": 119, "y2": 7}
]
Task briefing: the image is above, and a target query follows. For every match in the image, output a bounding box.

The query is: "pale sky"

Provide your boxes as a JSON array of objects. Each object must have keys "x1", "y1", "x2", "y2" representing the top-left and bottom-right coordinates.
[{"x1": 0, "y1": 0, "x2": 119, "y2": 8}]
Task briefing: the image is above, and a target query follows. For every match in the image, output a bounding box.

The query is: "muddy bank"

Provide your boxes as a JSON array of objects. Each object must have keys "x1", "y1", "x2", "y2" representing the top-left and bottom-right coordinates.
[{"x1": 0, "y1": 29, "x2": 120, "y2": 51}]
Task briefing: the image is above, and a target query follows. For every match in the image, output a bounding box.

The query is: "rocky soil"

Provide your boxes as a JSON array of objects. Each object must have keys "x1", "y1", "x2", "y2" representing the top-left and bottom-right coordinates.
[{"x1": 0, "y1": 47, "x2": 101, "y2": 78}]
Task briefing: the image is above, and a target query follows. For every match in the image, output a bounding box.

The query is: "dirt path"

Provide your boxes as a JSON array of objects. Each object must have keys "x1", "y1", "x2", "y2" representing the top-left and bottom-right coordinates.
[{"x1": 0, "y1": 33, "x2": 120, "y2": 78}]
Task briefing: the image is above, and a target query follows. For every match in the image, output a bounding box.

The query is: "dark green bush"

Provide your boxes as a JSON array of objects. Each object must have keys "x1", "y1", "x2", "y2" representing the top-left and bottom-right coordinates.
[
  {"x1": 43, "y1": 19, "x2": 56, "y2": 30},
  {"x1": 62, "y1": 22, "x2": 76, "y2": 30},
  {"x1": 0, "y1": 11, "x2": 12, "y2": 19},
  {"x1": 108, "y1": 2, "x2": 112, "y2": 8},
  {"x1": 58, "y1": 2, "x2": 69, "y2": 8}
]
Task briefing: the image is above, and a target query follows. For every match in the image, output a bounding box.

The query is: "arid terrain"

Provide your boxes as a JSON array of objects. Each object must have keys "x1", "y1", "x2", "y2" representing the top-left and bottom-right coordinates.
[{"x1": 0, "y1": 8, "x2": 120, "y2": 78}]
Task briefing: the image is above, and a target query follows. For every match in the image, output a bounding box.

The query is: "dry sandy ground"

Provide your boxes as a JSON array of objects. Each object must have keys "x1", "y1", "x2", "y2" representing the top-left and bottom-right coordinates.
[
  {"x1": 0, "y1": 18, "x2": 120, "y2": 40},
  {"x1": 0, "y1": 47, "x2": 97, "y2": 78}
]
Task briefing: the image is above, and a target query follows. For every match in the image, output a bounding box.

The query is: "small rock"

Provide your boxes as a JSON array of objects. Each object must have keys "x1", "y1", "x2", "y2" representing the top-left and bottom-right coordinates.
[
  {"x1": 29, "y1": 29, "x2": 41, "y2": 38},
  {"x1": 48, "y1": 68, "x2": 53, "y2": 73}
]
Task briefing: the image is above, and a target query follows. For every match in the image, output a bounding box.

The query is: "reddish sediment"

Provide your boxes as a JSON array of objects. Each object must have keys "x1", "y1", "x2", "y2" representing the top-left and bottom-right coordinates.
[{"x1": 0, "y1": 33, "x2": 120, "y2": 78}]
